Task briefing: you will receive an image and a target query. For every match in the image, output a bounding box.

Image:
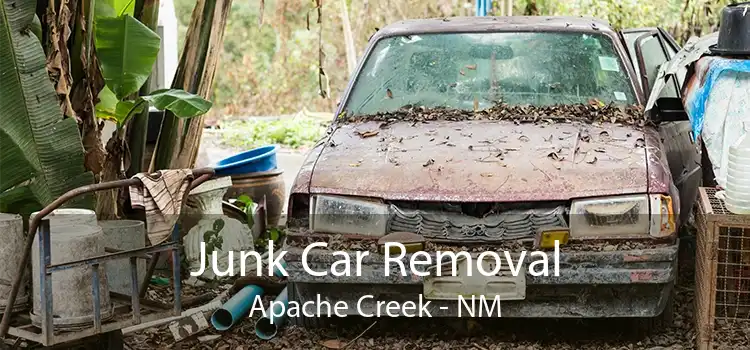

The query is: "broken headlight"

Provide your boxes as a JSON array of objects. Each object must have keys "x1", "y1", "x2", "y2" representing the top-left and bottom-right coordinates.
[
  {"x1": 569, "y1": 194, "x2": 675, "y2": 239},
  {"x1": 309, "y1": 194, "x2": 390, "y2": 236}
]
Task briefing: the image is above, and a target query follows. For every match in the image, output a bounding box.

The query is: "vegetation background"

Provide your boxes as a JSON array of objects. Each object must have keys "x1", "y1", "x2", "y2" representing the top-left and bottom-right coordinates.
[{"x1": 173, "y1": 0, "x2": 735, "y2": 120}]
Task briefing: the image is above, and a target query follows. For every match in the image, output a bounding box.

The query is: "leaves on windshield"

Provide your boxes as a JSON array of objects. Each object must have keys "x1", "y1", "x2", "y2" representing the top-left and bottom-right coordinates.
[{"x1": 343, "y1": 102, "x2": 648, "y2": 127}]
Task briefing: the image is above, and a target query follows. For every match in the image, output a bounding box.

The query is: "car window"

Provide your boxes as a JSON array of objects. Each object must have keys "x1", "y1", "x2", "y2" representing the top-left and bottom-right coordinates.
[
  {"x1": 636, "y1": 34, "x2": 679, "y2": 99},
  {"x1": 344, "y1": 32, "x2": 638, "y2": 117}
]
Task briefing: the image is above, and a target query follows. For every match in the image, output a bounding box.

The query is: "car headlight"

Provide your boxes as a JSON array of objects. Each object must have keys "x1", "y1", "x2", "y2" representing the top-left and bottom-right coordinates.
[
  {"x1": 569, "y1": 194, "x2": 675, "y2": 239},
  {"x1": 309, "y1": 195, "x2": 390, "y2": 236}
]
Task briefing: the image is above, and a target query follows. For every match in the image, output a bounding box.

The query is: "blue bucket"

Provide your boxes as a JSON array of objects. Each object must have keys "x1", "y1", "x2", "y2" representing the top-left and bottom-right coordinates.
[{"x1": 214, "y1": 145, "x2": 278, "y2": 177}]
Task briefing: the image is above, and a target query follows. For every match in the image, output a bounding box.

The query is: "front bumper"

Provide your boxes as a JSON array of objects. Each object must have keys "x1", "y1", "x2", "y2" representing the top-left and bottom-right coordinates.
[{"x1": 284, "y1": 241, "x2": 678, "y2": 318}]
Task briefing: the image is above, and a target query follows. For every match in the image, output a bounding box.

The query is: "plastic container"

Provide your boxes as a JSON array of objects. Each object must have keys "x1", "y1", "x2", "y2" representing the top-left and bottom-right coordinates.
[
  {"x1": 710, "y1": 2, "x2": 750, "y2": 56},
  {"x1": 213, "y1": 145, "x2": 278, "y2": 177},
  {"x1": 725, "y1": 122, "x2": 750, "y2": 214}
]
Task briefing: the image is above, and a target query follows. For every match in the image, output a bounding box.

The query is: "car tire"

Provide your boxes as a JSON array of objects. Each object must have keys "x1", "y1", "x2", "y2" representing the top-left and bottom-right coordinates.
[
  {"x1": 287, "y1": 282, "x2": 328, "y2": 329},
  {"x1": 631, "y1": 290, "x2": 675, "y2": 338}
]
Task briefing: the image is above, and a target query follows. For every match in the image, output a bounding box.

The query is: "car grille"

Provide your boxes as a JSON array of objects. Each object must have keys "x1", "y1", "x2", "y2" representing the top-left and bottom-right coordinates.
[{"x1": 388, "y1": 204, "x2": 568, "y2": 242}]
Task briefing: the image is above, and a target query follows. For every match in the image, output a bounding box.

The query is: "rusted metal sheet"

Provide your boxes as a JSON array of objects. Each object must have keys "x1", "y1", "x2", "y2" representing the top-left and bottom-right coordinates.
[
  {"x1": 643, "y1": 128, "x2": 674, "y2": 195},
  {"x1": 288, "y1": 140, "x2": 326, "y2": 196},
  {"x1": 309, "y1": 120, "x2": 648, "y2": 202}
]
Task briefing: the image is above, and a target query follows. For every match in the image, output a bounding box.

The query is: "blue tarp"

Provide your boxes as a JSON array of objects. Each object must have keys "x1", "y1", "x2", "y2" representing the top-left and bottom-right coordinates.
[
  {"x1": 684, "y1": 57, "x2": 750, "y2": 139},
  {"x1": 475, "y1": 0, "x2": 492, "y2": 16}
]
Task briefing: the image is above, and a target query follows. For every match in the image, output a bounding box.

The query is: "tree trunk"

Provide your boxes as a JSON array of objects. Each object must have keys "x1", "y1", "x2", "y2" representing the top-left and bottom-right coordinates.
[{"x1": 151, "y1": 0, "x2": 233, "y2": 171}]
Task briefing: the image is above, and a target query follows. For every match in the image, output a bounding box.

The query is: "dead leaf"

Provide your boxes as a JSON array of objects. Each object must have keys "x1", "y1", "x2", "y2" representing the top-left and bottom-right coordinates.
[
  {"x1": 480, "y1": 173, "x2": 493, "y2": 177},
  {"x1": 473, "y1": 97, "x2": 479, "y2": 112},
  {"x1": 321, "y1": 339, "x2": 346, "y2": 349},
  {"x1": 518, "y1": 135, "x2": 530, "y2": 142},
  {"x1": 594, "y1": 148, "x2": 606, "y2": 153},
  {"x1": 459, "y1": 69, "x2": 466, "y2": 76},
  {"x1": 635, "y1": 138, "x2": 646, "y2": 148},
  {"x1": 356, "y1": 130, "x2": 379, "y2": 138},
  {"x1": 386, "y1": 89, "x2": 393, "y2": 99},
  {"x1": 466, "y1": 64, "x2": 477, "y2": 70},
  {"x1": 446, "y1": 143, "x2": 456, "y2": 147},
  {"x1": 599, "y1": 130, "x2": 610, "y2": 139},
  {"x1": 423, "y1": 159, "x2": 435, "y2": 167},
  {"x1": 547, "y1": 152, "x2": 564, "y2": 161},
  {"x1": 586, "y1": 156, "x2": 598, "y2": 164}
]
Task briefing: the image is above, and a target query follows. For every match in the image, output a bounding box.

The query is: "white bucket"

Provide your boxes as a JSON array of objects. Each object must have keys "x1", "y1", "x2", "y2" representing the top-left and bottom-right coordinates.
[
  {"x1": 30, "y1": 224, "x2": 113, "y2": 329},
  {"x1": 0, "y1": 213, "x2": 29, "y2": 313},
  {"x1": 99, "y1": 220, "x2": 146, "y2": 297}
]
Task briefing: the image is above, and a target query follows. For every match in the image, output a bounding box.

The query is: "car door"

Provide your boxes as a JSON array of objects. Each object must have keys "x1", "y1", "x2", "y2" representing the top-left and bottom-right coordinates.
[{"x1": 621, "y1": 28, "x2": 700, "y2": 227}]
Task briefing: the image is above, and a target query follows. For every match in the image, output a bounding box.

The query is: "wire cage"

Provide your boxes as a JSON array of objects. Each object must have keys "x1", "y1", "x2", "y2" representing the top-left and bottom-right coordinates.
[{"x1": 695, "y1": 187, "x2": 750, "y2": 350}]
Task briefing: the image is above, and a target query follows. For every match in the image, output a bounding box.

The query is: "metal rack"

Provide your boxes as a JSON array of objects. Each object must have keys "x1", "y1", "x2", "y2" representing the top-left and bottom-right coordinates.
[
  {"x1": 695, "y1": 187, "x2": 750, "y2": 350},
  {"x1": 0, "y1": 168, "x2": 214, "y2": 348}
]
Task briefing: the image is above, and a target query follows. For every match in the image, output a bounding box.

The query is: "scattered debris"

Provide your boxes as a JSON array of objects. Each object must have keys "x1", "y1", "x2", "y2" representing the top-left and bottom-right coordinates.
[
  {"x1": 423, "y1": 159, "x2": 435, "y2": 167},
  {"x1": 547, "y1": 151, "x2": 564, "y2": 161},
  {"x1": 635, "y1": 138, "x2": 646, "y2": 148},
  {"x1": 321, "y1": 339, "x2": 347, "y2": 349},
  {"x1": 586, "y1": 156, "x2": 598, "y2": 164},
  {"x1": 344, "y1": 102, "x2": 646, "y2": 126},
  {"x1": 480, "y1": 173, "x2": 494, "y2": 177},
  {"x1": 355, "y1": 130, "x2": 379, "y2": 138}
]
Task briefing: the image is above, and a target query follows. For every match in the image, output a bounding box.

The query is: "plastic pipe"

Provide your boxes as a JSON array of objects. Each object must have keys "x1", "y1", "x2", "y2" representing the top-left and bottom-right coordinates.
[
  {"x1": 254, "y1": 287, "x2": 288, "y2": 340},
  {"x1": 210, "y1": 259, "x2": 287, "y2": 331},
  {"x1": 210, "y1": 285, "x2": 264, "y2": 331}
]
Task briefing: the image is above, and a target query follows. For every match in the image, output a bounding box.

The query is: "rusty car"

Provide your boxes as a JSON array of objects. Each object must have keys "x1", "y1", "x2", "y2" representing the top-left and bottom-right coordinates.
[{"x1": 282, "y1": 16, "x2": 701, "y2": 332}]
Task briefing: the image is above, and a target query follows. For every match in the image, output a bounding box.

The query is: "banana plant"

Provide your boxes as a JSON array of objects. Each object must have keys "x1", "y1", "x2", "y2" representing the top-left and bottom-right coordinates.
[
  {"x1": 0, "y1": 0, "x2": 94, "y2": 215},
  {"x1": 93, "y1": 11, "x2": 212, "y2": 129}
]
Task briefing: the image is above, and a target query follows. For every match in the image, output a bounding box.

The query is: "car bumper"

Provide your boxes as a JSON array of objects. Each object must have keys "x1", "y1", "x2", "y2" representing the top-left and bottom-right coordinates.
[{"x1": 283, "y1": 241, "x2": 678, "y2": 318}]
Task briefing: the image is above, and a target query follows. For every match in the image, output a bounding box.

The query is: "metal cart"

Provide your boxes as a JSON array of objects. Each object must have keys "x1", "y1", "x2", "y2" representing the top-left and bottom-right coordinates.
[{"x1": 0, "y1": 168, "x2": 215, "y2": 349}]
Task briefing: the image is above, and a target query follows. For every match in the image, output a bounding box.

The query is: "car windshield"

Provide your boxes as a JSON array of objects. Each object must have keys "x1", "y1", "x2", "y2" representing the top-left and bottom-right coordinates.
[{"x1": 343, "y1": 31, "x2": 637, "y2": 117}]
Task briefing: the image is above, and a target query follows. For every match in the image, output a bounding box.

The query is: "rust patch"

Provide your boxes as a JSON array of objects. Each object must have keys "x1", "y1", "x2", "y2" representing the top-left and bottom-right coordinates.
[
  {"x1": 630, "y1": 270, "x2": 656, "y2": 282},
  {"x1": 310, "y1": 120, "x2": 649, "y2": 202}
]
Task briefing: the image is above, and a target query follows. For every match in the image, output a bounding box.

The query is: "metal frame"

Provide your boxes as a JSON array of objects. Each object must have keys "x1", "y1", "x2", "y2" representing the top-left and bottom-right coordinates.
[{"x1": 0, "y1": 168, "x2": 214, "y2": 347}]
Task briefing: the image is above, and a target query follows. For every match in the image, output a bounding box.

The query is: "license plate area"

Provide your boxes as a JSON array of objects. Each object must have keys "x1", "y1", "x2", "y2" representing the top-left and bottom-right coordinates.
[{"x1": 423, "y1": 255, "x2": 526, "y2": 301}]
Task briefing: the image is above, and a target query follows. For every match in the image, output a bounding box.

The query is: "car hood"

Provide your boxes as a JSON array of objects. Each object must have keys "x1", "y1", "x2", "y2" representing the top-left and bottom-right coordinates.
[{"x1": 309, "y1": 120, "x2": 649, "y2": 202}]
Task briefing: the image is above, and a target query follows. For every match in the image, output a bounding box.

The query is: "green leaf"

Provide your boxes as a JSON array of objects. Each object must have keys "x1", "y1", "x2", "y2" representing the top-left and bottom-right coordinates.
[
  {"x1": 115, "y1": 100, "x2": 147, "y2": 127},
  {"x1": 95, "y1": 0, "x2": 136, "y2": 20},
  {"x1": 94, "y1": 85, "x2": 119, "y2": 122},
  {"x1": 237, "y1": 194, "x2": 252, "y2": 206},
  {"x1": 213, "y1": 218, "x2": 225, "y2": 233},
  {"x1": 141, "y1": 89, "x2": 212, "y2": 117},
  {"x1": 0, "y1": 1, "x2": 94, "y2": 215},
  {"x1": 95, "y1": 15, "x2": 161, "y2": 99}
]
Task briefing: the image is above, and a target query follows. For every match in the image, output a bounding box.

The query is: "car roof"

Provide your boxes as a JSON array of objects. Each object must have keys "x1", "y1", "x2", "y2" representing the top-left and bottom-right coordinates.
[{"x1": 372, "y1": 16, "x2": 616, "y2": 41}]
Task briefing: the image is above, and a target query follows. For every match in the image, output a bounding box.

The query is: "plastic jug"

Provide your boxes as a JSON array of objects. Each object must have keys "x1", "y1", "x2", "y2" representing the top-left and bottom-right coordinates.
[{"x1": 725, "y1": 122, "x2": 750, "y2": 214}]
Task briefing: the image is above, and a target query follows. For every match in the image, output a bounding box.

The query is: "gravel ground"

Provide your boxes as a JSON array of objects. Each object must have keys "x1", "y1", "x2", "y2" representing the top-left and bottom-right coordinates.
[{"x1": 122, "y1": 242, "x2": 750, "y2": 350}]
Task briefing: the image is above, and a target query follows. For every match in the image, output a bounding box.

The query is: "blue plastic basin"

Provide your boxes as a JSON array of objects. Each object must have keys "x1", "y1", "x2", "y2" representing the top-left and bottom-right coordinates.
[{"x1": 214, "y1": 145, "x2": 278, "y2": 176}]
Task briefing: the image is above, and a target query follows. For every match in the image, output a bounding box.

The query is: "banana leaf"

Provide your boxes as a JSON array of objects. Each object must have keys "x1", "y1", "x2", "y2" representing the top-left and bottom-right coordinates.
[
  {"x1": 95, "y1": 14, "x2": 161, "y2": 100},
  {"x1": 0, "y1": 0, "x2": 94, "y2": 215}
]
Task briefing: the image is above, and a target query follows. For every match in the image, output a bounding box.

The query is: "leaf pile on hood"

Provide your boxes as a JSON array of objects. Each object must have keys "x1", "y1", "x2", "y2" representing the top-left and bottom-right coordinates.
[{"x1": 344, "y1": 101, "x2": 648, "y2": 127}]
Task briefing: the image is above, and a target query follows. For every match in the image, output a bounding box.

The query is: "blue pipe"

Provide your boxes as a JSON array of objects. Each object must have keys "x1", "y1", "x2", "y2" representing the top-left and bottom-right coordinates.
[
  {"x1": 211, "y1": 285, "x2": 264, "y2": 331},
  {"x1": 254, "y1": 287, "x2": 289, "y2": 340},
  {"x1": 210, "y1": 259, "x2": 287, "y2": 331}
]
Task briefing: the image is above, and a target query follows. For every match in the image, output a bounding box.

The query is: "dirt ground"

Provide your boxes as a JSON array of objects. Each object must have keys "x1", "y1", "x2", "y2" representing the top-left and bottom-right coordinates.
[{"x1": 123, "y1": 240, "x2": 750, "y2": 350}]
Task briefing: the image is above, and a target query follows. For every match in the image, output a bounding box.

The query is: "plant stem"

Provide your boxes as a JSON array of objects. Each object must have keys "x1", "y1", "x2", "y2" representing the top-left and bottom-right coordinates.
[{"x1": 127, "y1": 0, "x2": 161, "y2": 177}]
